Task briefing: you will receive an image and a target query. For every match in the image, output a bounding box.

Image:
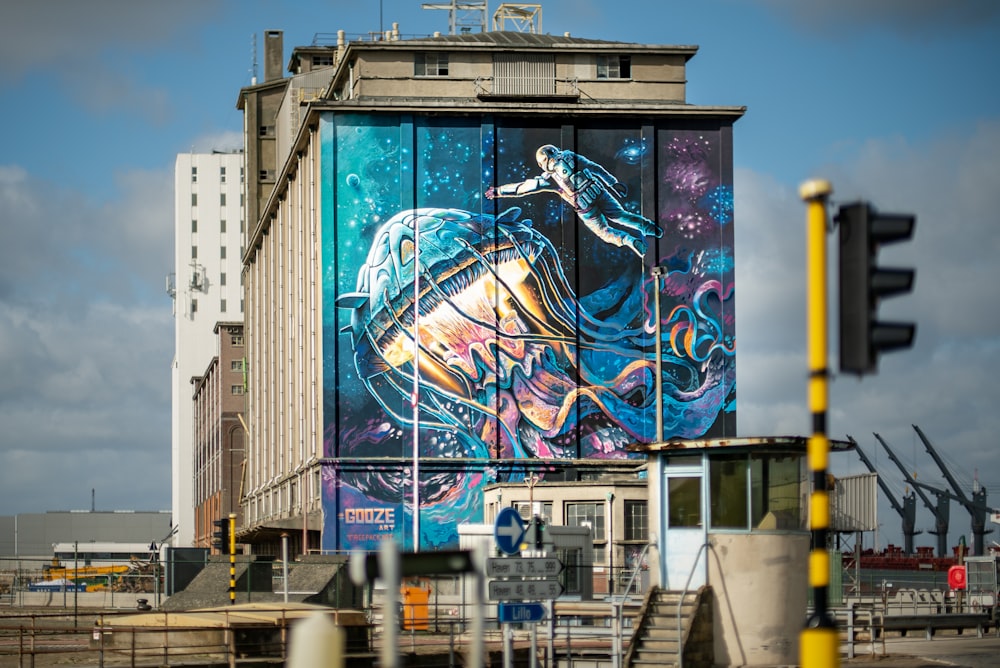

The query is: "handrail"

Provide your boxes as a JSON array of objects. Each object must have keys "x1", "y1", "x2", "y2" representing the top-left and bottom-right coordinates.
[
  {"x1": 677, "y1": 542, "x2": 710, "y2": 668},
  {"x1": 611, "y1": 539, "x2": 655, "y2": 668}
]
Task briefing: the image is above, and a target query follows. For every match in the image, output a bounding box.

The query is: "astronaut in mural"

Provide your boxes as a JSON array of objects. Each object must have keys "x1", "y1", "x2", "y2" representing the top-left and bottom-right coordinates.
[{"x1": 485, "y1": 144, "x2": 663, "y2": 257}]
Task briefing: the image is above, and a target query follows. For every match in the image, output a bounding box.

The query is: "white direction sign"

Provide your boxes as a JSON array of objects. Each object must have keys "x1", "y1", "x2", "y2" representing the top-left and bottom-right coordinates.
[
  {"x1": 487, "y1": 557, "x2": 563, "y2": 578},
  {"x1": 488, "y1": 578, "x2": 563, "y2": 601}
]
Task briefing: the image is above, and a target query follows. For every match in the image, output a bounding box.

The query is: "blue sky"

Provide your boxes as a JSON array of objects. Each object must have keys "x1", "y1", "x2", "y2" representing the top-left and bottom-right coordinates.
[{"x1": 1, "y1": 0, "x2": 998, "y2": 552}]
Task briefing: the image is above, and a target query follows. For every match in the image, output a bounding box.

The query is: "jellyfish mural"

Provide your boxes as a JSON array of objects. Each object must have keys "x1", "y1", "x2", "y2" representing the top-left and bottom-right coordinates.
[{"x1": 334, "y1": 204, "x2": 733, "y2": 547}]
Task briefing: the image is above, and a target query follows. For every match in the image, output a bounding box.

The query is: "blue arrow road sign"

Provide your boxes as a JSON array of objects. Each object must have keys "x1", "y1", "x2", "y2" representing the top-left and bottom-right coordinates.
[
  {"x1": 498, "y1": 602, "x2": 547, "y2": 624},
  {"x1": 494, "y1": 507, "x2": 526, "y2": 555}
]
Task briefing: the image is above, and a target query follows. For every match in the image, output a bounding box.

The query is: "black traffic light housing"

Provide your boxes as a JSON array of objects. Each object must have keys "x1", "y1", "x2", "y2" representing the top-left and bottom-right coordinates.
[
  {"x1": 533, "y1": 515, "x2": 545, "y2": 550},
  {"x1": 837, "y1": 202, "x2": 916, "y2": 375},
  {"x1": 211, "y1": 518, "x2": 230, "y2": 553}
]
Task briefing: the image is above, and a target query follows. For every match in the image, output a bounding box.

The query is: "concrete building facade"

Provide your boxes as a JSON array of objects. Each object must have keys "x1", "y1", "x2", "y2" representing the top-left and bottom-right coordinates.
[
  {"x1": 482, "y1": 472, "x2": 651, "y2": 595},
  {"x1": 191, "y1": 322, "x2": 247, "y2": 550},
  {"x1": 236, "y1": 27, "x2": 743, "y2": 555},
  {"x1": 170, "y1": 151, "x2": 247, "y2": 546}
]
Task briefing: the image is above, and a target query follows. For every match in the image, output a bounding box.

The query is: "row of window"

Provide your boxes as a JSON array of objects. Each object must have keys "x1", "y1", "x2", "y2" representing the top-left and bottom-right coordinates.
[
  {"x1": 191, "y1": 166, "x2": 244, "y2": 184},
  {"x1": 191, "y1": 246, "x2": 244, "y2": 260},
  {"x1": 191, "y1": 219, "x2": 244, "y2": 234},
  {"x1": 414, "y1": 53, "x2": 632, "y2": 79},
  {"x1": 189, "y1": 298, "x2": 244, "y2": 316},
  {"x1": 191, "y1": 193, "x2": 244, "y2": 206},
  {"x1": 666, "y1": 454, "x2": 806, "y2": 531},
  {"x1": 512, "y1": 499, "x2": 648, "y2": 543}
]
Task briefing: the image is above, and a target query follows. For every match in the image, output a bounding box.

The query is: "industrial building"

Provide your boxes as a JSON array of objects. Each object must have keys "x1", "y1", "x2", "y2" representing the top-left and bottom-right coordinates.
[
  {"x1": 233, "y1": 14, "x2": 743, "y2": 557},
  {"x1": 0, "y1": 510, "x2": 172, "y2": 566},
  {"x1": 169, "y1": 151, "x2": 248, "y2": 547},
  {"x1": 191, "y1": 322, "x2": 247, "y2": 548}
]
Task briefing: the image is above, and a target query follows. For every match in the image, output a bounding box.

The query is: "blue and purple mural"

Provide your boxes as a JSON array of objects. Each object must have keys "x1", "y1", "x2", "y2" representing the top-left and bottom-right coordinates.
[{"x1": 322, "y1": 116, "x2": 735, "y2": 551}]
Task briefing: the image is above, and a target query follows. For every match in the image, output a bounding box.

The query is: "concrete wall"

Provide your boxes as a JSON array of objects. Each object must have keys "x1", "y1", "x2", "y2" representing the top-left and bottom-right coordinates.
[{"x1": 706, "y1": 532, "x2": 809, "y2": 667}]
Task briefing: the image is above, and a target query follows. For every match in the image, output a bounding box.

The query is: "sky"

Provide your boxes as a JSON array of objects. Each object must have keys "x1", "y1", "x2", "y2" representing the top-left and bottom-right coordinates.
[{"x1": 0, "y1": 0, "x2": 997, "y2": 552}]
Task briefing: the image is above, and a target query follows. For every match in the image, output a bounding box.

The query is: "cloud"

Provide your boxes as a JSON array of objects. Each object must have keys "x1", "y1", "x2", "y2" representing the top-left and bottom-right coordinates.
[
  {"x1": 735, "y1": 119, "x2": 1000, "y2": 516},
  {"x1": 0, "y1": 0, "x2": 224, "y2": 121},
  {"x1": 188, "y1": 131, "x2": 245, "y2": 154},
  {"x1": 0, "y1": 164, "x2": 173, "y2": 513}
]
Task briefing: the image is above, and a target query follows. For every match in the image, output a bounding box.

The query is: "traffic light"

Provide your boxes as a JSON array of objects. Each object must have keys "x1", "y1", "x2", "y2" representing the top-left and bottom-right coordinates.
[
  {"x1": 212, "y1": 518, "x2": 230, "y2": 553},
  {"x1": 533, "y1": 515, "x2": 545, "y2": 550},
  {"x1": 837, "y1": 202, "x2": 916, "y2": 375}
]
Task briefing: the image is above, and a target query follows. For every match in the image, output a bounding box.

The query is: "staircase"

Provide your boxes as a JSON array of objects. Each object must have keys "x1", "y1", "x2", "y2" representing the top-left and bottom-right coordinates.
[{"x1": 624, "y1": 586, "x2": 713, "y2": 667}]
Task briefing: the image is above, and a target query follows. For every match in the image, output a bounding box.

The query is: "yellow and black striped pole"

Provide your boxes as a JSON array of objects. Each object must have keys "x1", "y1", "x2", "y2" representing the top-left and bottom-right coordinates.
[
  {"x1": 799, "y1": 179, "x2": 839, "y2": 667},
  {"x1": 228, "y1": 513, "x2": 237, "y2": 606}
]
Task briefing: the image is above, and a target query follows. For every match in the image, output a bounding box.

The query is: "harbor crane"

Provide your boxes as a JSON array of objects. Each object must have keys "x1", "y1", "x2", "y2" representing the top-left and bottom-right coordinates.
[
  {"x1": 850, "y1": 436, "x2": 921, "y2": 554},
  {"x1": 875, "y1": 432, "x2": 951, "y2": 557},
  {"x1": 912, "y1": 424, "x2": 994, "y2": 555}
]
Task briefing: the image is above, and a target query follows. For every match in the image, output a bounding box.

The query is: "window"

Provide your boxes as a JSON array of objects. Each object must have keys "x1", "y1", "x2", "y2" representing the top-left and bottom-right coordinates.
[
  {"x1": 597, "y1": 55, "x2": 631, "y2": 79},
  {"x1": 259, "y1": 125, "x2": 275, "y2": 137},
  {"x1": 313, "y1": 54, "x2": 334, "y2": 67},
  {"x1": 191, "y1": 193, "x2": 198, "y2": 206},
  {"x1": 191, "y1": 166, "x2": 198, "y2": 183},
  {"x1": 694, "y1": 453, "x2": 809, "y2": 532},
  {"x1": 191, "y1": 219, "x2": 198, "y2": 233},
  {"x1": 191, "y1": 246, "x2": 198, "y2": 259},
  {"x1": 710, "y1": 455, "x2": 749, "y2": 529},
  {"x1": 231, "y1": 385, "x2": 244, "y2": 395},
  {"x1": 667, "y1": 477, "x2": 702, "y2": 528},
  {"x1": 220, "y1": 219, "x2": 227, "y2": 233},
  {"x1": 750, "y1": 454, "x2": 806, "y2": 530},
  {"x1": 260, "y1": 169, "x2": 275, "y2": 182},
  {"x1": 191, "y1": 299, "x2": 198, "y2": 314},
  {"x1": 624, "y1": 501, "x2": 648, "y2": 541},
  {"x1": 231, "y1": 335, "x2": 244, "y2": 346},
  {"x1": 220, "y1": 193, "x2": 227, "y2": 206},
  {"x1": 231, "y1": 360, "x2": 244, "y2": 372},
  {"x1": 220, "y1": 166, "x2": 227, "y2": 183},
  {"x1": 240, "y1": 167, "x2": 245, "y2": 184},
  {"x1": 415, "y1": 52, "x2": 449, "y2": 76},
  {"x1": 221, "y1": 247, "x2": 227, "y2": 259},
  {"x1": 220, "y1": 273, "x2": 227, "y2": 286},
  {"x1": 566, "y1": 502, "x2": 605, "y2": 540},
  {"x1": 220, "y1": 299, "x2": 227, "y2": 312}
]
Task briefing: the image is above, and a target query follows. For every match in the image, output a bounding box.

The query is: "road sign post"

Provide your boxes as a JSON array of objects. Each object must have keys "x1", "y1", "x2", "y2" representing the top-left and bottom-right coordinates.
[
  {"x1": 488, "y1": 578, "x2": 564, "y2": 601},
  {"x1": 498, "y1": 602, "x2": 547, "y2": 623},
  {"x1": 494, "y1": 507, "x2": 526, "y2": 555},
  {"x1": 487, "y1": 557, "x2": 563, "y2": 578}
]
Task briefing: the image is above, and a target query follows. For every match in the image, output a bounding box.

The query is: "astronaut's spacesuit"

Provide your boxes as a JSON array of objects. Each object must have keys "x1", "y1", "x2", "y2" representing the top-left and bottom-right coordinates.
[{"x1": 486, "y1": 144, "x2": 662, "y2": 257}]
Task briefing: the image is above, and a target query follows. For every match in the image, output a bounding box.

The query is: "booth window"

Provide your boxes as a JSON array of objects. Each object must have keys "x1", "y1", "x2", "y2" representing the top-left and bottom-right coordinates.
[
  {"x1": 667, "y1": 477, "x2": 702, "y2": 527},
  {"x1": 709, "y1": 455, "x2": 749, "y2": 529},
  {"x1": 751, "y1": 454, "x2": 806, "y2": 530},
  {"x1": 705, "y1": 453, "x2": 806, "y2": 531}
]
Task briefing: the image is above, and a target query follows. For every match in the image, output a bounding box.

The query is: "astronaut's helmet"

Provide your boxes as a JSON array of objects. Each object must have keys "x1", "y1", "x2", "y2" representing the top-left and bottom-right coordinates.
[{"x1": 535, "y1": 145, "x2": 560, "y2": 172}]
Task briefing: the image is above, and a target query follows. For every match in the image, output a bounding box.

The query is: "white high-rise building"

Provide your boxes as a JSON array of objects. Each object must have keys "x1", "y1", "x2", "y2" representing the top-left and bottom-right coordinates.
[{"x1": 169, "y1": 151, "x2": 246, "y2": 546}]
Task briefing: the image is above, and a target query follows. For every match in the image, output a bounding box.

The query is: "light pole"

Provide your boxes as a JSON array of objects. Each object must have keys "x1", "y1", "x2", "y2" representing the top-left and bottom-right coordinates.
[
  {"x1": 650, "y1": 266, "x2": 667, "y2": 442},
  {"x1": 412, "y1": 214, "x2": 421, "y2": 552}
]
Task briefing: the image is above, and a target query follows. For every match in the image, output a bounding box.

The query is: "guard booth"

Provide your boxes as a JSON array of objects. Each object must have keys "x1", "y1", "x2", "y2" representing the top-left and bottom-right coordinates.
[{"x1": 630, "y1": 435, "x2": 852, "y2": 667}]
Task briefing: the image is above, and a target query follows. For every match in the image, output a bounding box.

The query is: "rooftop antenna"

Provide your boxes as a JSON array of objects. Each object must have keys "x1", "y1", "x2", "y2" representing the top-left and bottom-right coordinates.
[
  {"x1": 492, "y1": 3, "x2": 542, "y2": 33},
  {"x1": 251, "y1": 33, "x2": 258, "y2": 85},
  {"x1": 421, "y1": 1, "x2": 487, "y2": 34},
  {"x1": 91, "y1": 488, "x2": 95, "y2": 512}
]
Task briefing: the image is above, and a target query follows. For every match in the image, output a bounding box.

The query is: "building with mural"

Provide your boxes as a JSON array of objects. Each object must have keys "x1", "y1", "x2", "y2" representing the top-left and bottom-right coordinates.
[{"x1": 236, "y1": 26, "x2": 743, "y2": 555}]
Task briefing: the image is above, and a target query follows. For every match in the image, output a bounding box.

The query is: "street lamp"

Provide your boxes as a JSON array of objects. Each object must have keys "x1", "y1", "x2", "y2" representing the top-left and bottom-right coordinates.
[
  {"x1": 650, "y1": 266, "x2": 667, "y2": 443},
  {"x1": 412, "y1": 215, "x2": 422, "y2": 552}
]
